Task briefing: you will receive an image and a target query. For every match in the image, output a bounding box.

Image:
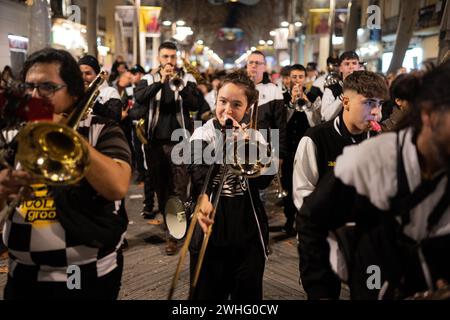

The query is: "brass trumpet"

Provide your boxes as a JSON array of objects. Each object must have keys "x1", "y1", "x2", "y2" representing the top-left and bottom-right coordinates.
[
  {"x1": 135, "y1": 118, "x2": 148, "y2": 145},
  {"x1": 159, "y1": 63, "x2": 185, "y2": 92},
  {"x1": 169, "y1": 74, "x2": 185, "y2": 92},
  {"x1": 274, "y1": 170, "x2": 288, "y2": 199}
]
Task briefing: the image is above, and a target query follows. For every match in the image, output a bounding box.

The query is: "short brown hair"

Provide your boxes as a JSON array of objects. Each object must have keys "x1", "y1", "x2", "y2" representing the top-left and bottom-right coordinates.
[
  {"x1": 343, "y1": 71, "x2": 389, "y2": 100},
  {"x1": 217, "y1": 69, "x2": 259, "y2": 108}
]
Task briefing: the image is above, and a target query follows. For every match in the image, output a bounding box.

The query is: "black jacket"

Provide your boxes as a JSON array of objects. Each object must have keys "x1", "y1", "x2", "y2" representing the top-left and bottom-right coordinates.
[{"x1": 133, "y1": 72, "x2": 201, "y2": 141}]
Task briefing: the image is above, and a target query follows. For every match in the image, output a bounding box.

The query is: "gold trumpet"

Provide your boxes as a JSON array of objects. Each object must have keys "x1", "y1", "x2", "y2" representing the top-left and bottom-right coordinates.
[
  {"x1": 159, "y1": 63, "x2": 185, "y2": 92},
  {"x1": 0, "y1": 71, "x2": 106, "y2": 225},
  {"x1": 274, "y1": 170, "x2": 288, "y2": 199}
]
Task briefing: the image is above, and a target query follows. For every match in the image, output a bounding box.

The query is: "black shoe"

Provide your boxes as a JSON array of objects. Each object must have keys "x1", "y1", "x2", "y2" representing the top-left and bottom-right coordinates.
[
  {"x1": 140, "y1": 209, "x2": 158, "y2": 219},
  {"x1": 121, "y1": 238, "x2": 129, "y2": 250},
  {"x1": 282, "y1": 226, "x2": 296, "y2": 237},
  {"x1": 282, "y1": 219, "x2": 296, "y2": 236},
  {"x1": 165, "y1": 239, "x2": 178, "y2": 255},
  {"x1": 136, "y1": 173, "x2": 146, "y2": 183}
]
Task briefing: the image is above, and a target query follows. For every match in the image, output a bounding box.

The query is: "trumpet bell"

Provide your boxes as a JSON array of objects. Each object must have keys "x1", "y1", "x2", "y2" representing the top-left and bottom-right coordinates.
[
  {"x1": 169, "y1": 76, "x2": 185, "y2": 92},
  {"x1": 277, "y1": 189, "x2": 288, "y2": 199},
  {"x1": 15, "y1": 121, "x2": 90, "y2": 185},
  {"x1": 165, "y1": 196, "x2": 188, "y2": 240}
]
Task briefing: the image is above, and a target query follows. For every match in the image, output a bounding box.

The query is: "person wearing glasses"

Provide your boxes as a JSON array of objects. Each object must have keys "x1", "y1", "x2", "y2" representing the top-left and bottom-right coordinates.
[
  {"x1": 246, "y1": 51, "x2": 286, "y2": 162},
  {"x1": 0, "y1": 48, "x2": 132, "y2": 299}
]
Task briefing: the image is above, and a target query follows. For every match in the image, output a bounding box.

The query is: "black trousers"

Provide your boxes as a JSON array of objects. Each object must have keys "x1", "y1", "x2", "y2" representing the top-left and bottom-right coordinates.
[
  {"x1": 131, "y1": 126, "x2": 146, "y2": 177},
  {"x1": 190, "y1": 239, "x2": 265, "y2": 300},
  {"x1": 145, "y1": 140, "x2": 189, "y2": 223},
  {"x1": 4, "y1": 253, "x2": 123, "y2": 300},
  {"x1": 143, "y1": 170, "x2": 156, "y2": 211},
  {"x1": 281, "y1": 156, "x2": 296, "y2": 228}
]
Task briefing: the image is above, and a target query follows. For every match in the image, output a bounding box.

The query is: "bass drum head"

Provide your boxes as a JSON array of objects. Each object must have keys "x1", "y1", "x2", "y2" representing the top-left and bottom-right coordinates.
[{"x1": 165, "y1": 196, "x2": 187, "y2": 240}]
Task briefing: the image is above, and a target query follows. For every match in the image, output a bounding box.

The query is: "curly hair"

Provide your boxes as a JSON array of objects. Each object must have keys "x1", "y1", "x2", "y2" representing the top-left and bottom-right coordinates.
[{"x1": 217, "y1": 69, "x2": 259, "y2": 108}]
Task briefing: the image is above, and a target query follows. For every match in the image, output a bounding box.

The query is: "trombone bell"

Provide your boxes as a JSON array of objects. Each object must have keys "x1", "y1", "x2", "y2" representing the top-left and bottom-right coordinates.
[{"x1": 15, "y1": 122, "x2": 90, "y2": 185}]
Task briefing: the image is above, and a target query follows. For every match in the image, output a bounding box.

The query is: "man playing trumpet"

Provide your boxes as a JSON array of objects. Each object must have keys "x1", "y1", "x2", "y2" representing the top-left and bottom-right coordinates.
[{"x1": 133, "y1": 42, "x2": 201, "y2": 255}]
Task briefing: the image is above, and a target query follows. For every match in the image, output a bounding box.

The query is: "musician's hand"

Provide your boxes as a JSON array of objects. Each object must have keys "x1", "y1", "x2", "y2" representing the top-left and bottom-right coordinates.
[
  {"x1": 0, "y1": 169, "x2": 32, "y2": 203},
  {"x1": 328, "y1": 83, "x2": 343, "y2": 99},
  {"x1": 291, "y1": 84, "x2": 300, "y2": 103},
  {"x1": 301, "y1": 92, "x2": 310, "y2": 103},
  {"x1": 160, "y1": 64, "x2": 174, "y2": 83},
  {"x1": 121, "y1": 105, "x2": 129, "y2": 120},
  {"x1": 197, "y1": 194, "x2": 214, "y2": 233}
]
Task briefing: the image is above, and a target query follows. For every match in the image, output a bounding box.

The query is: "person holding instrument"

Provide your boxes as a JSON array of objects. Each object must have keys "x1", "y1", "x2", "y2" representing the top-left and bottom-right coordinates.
[
  {"x1": 0, "y1": 48, "x2": 131, "y2": 300},
  {"x1": 281, "y1": 64, "x2": 321, "y2": 235},
  {"x1": 187, "y1": 70, "x2": 273, "y2": 300},
  {"x1": 133, "y1": 41, "x2": 201, "y2": 255}
]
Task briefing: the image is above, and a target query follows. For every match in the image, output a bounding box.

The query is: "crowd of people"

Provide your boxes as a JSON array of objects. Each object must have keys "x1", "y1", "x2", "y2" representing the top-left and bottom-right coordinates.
[{"x1": 0, "y1": 42, "x2": 448, "y2": 300}]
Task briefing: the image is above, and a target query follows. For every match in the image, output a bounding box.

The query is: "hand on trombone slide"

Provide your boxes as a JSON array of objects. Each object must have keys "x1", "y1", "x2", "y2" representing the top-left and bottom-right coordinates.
[
  {"x1": 196, "y1": 194, "x2": 214, "y2": 234},
  {"x1": 220, "y1": 114, "x2": 250, "y2": 140}
]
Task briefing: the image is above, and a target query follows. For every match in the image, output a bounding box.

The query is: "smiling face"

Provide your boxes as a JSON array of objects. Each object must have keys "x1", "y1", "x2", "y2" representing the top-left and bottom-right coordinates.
[
  {"x1": 215, "y1": 83, "x2": 249, "y2": 127},
  {"x1": 342, "y1": 89, "x2": 383, "y2": 134}
]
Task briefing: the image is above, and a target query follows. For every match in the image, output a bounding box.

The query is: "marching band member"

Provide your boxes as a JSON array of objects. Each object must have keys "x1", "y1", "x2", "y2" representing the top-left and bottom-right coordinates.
[
  {"x1": 297, "y1": 61, "x2": 450, "y2": 300},
  {"x1": 0, "y1": 48, "x2": 131, "y2": 300},
  {"x1": 133, "y1": 41, "x2": 200, "y2": 255},
  {"x1": 188, "y1": 70, "x2": 273, "y2": 300},
  {"x1": 321, "y1": 51, "x2": 361, "y2": 122},
  {"x1": 246, "y1": 50, "x2": 287, "y2": 165},
  {"x1": 79, "y1": 55, "x2": 124, "y2": 123},
  {"x1": 281, "y1": 64, "x2": 321, "y2": 234},
  {"x1": 293, "y1": 70, "x2": 388, "y2": 217}
]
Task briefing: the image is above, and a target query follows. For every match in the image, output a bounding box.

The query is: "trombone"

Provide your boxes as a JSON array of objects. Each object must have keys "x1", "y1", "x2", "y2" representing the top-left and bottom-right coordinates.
[{"x1": 0, "y1": 71, "x2": 106, "y2": 225}]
